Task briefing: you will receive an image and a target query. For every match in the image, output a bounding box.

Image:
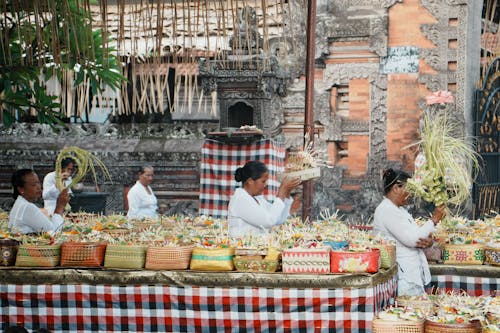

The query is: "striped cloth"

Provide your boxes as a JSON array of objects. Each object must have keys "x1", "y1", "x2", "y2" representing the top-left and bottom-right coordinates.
[
  {"x1": 199, "y1": 138, "x2": 285, "y2": 218},
  {"x1": 0, "y1": 277, "x2": 397, "y2": 332}
]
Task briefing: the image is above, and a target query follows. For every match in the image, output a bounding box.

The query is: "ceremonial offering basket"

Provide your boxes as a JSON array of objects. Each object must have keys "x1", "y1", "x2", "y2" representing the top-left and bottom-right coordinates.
[
  {"x1": 60, "y1": 242, "x2": 107, "y2": 267},
  {"x1": 371, "y1": 244, "x2": 396, "y2": 269},
  {"x1": 395, "y1": 296, "x2": 435, "y2": 316},
  {"x1": 0, "y1": 239, "x2": 19, "y2": 266},
  {"x1": 484, "y1": 246, "x2": 500, "y2": 266},
  {"x1": 233, "y1": 255, "x2": 280, "y2": 272},
  {"x1": 330, "y1": 248, "x2": 380, "y2": 273},
  {"x1": 104, "y1": 244, "x2": 147, "y2": 269},
  {"x1": 145, "y1": 245, "x2": 194, "y2": 270},
  {"x1": 282, "y1": 247, "x2": 330, "y2": 274},
  {"x1": 372, "y1": 318, "x2": 424, "y2": 333},
  {"x1": 442, "y1": 244, "x2": 485, "y2": 265},
  {"x1": 15, "y1": 244, "x2": 61, "y2": 267},
  {"x1": 424, "y1": 320, "x2": 482, "y2": 333},
  {"x1": 282, "y1": 167, "x2": 321, "y2": 181},
  {"x1": 189, "y1": 247, "x2": 235, "y2": 271}
]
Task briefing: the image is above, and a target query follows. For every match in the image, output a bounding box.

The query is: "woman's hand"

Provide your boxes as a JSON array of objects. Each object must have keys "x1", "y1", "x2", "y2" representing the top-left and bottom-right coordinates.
[
  {"x1": 278, "y1": 177, "x2": 302, "y2": 199},
  {"x1": 61, "y1": 171, "x2": 71, "y2": 180},
  {"x1": 416, "y1": 233, "x2": 434, "y2": 248},
  {"x1": 431, "y1": 204, "x2": 446, "y2": 225},
  {"x1": 54, "y1": 188, "x2": 70, "y2": 215},
  {"x1": 290, "y1": 194, "x2": 302, "y2": 214}
]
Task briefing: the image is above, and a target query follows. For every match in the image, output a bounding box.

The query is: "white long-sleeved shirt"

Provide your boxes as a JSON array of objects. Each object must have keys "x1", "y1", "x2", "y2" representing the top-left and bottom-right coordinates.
[
  {"x1": 126, "y1": 181, "x2": 158, "y2": 220},
  {"x1": 42, "y1": 171, "x2": 72, "y2": 215},
  {"x1": 228, "y1": 187, "x2": 293, "y2": 238},
  {"x1": 9, "y1": 196, "x2": 64, "y2": 234},
  {"x1": 373, "y1": 197, "x2": 435, "y2": 288}
]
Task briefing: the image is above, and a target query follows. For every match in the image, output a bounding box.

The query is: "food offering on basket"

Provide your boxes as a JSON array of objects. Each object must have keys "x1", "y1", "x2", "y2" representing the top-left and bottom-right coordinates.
[
  {"x1": 378, "y1": 306, "x2": 425, "y2": 322},
  {"x1": 428, "y1": 292, "x2": 489, "y2": 327},
  {"x1": 330, "y1": 242, "x2": 380, "y2": 274},
  {"x1": 395, "y1": 295, "x2": 436, "y2": 316},
  {"x1": 233, "y1": 247, "x2": 281, "y2": 273},
  {"x1": 373, "y1": 307, "x2": 425, "y2": 333},
  {"x1": 280, "y1": 134, "x2": 326, "y2": 181},
  {"x1": 370, "y1": 236, "x2": 397, "y2": 269}
]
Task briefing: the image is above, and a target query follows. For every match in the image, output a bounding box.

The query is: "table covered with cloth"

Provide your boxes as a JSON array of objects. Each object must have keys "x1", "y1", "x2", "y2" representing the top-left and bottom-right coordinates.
[
  {"x1": 199, "y1": 138, "x2": 285, "y2": 218},
  {"x1": 427, "y1": 264, "x2": 499, "y2": 296},
  {"x1": 0, "y1": 266, "x2": 397, "y2": 333}
]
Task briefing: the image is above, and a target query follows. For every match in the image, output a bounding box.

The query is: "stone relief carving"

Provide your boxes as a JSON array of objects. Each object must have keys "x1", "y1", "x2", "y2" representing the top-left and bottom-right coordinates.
[
  {"x1": 327, "y1": 0, "x2": 402, "y2": 12},
  {"x1": 420, "y1": 24, "x2": 441, "y2": 46}
]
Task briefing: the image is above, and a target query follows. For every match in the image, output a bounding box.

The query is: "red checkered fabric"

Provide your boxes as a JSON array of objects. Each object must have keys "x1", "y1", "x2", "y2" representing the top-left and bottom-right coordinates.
[
  {"x1": 426, "y1": 274, "x2": 499, "y2": 296},
  {"x1": 1, "y1": 277, "x2": 397, "y2": 332},
  {"x1": 199, "y1": 138, "x2": 285, "y2": 218}
]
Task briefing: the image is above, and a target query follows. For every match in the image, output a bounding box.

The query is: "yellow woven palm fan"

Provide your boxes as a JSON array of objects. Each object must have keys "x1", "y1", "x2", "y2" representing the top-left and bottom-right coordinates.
[{"x1": 55, "y1": 146, "x2": 112, "y2": 191}]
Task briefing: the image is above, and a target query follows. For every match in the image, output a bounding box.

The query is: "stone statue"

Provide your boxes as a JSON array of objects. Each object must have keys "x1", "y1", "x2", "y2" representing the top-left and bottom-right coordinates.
[{"x1": 229, "y1": 6, "x2": 263, "y2": 52}]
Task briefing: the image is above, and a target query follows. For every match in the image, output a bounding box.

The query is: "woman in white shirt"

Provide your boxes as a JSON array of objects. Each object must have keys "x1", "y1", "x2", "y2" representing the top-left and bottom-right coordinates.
[
  {"x1": 43, "y1": 157, "x2": 75, "y2": 215},
  {"x1": 127, "y1": 166, "x2": 158, "y2": 220},
  {"x1": 9, "y1": 169, "x2": 70, "y2": 234},
  {"x1": 373, "y1": 168, "x2": 446, "y2": 296},
  {"x1": 228, "y1": 161, "x2": 301, "y2": 238}
]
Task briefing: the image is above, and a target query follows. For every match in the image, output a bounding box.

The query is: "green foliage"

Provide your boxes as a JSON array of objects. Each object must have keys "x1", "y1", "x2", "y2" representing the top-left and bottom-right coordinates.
[{"x1": 0, "y1": 0, "x2": 126, "y2": 126}]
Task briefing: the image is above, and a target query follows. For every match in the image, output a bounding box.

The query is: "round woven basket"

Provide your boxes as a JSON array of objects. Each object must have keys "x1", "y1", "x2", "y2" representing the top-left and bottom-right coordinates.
[
  {"x1": 424, "y1": 320, "x2": 482, "y2": 333},
  {"x1": 372, "y1": 318, "x2": 424, "y2": 333}
]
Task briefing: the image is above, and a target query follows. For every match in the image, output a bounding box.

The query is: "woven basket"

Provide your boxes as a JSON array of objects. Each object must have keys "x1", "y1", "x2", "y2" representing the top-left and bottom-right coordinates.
[
  {"x1": 372, "y1": 318, "x2": 424, "y2": 333},
  {"x1": 190, "y1": 247, "x2": 235, "y2": 271},
  {"x1": 0, "y1": 238, "x2": 19, "y2": 266},
  {"x1": 424, "y1": 320, "x2": 482, "y2": 333},
  {"x1": 60, "y1": 242, "x2": 107, "y2": 267},
  {"x1": 233, "y1": 255, "x2": 280, "y2": 272},
  {"x1": 282, "y1": 247, "x2": 330, "y2": 274},
  {"x1": 15, "y1": 244, "x2": 61, "y2": 267},
  {"x1": 484, "y1": 246, "x2": 500, "y2": 266},
  {"x1": 145, "y1": 245, "x2": 194, "y2": 270},
  {"x1": 330, "y1": 248, "x2": 380, "y2": 273},
  {"x1": 395, "y1": 297, "x2": 434, "y2": 316},
  {"x1": 443, "y1": 244, "x2": 485, "y2": 265},
  {"x1": 372, "y1": 244, "x2": 396, "y2": 269},
  {"x1": 104, "y1": 244, "x2": 147, "y2": 269}
]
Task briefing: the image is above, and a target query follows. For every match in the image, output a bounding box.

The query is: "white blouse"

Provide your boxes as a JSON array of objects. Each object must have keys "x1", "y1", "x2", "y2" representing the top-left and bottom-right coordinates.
[
  {"x1": 126, "y1": 181, "x2": 158, "y2": 219},
  {"x1": 42, "y1": 171, "x2": 72, "y2": 215},
  {"x1": 373, "y1": 197, "x2": 435, "y2": 288},
  {"x1": 9, "y1": 196, "x2": 64, "y2": 234},
  {"x1": 228, "y1": 187, "x2": 293, "y2": 238}
]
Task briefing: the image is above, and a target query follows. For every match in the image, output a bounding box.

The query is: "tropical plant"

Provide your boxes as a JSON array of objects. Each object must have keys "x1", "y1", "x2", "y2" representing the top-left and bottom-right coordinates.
[{"x1": 0, "y1": 0, "x2": 125, "y2": 126}]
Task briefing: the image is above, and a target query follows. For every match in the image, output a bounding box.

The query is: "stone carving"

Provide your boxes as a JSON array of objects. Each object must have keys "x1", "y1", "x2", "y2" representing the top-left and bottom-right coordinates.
[
  {"x1": 420, "y1": 24, "x2": 441, "y2": 46},
  {"x1": 327, "y1": 0, "x2": 402, "y2": 11},
  {"x1": 229, "y1": 6, "x2": 263, "y2": 51}
]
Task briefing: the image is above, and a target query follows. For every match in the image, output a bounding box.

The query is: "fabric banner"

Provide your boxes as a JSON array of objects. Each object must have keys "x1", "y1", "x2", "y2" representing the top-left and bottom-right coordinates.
[
  {"x1": 199, "y1": 138, "x2": 285, "y2": 218},
  {"x1": 0, "y1": 278, "x2": 397, "y2": 333},
  {"x1": 426, "y1": 274, "x2": 499, "y2": 296}
]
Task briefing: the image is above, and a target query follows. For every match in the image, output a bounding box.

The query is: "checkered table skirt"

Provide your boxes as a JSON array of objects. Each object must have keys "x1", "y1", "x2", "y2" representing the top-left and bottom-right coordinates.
[
  {"x1": 0, "y1": 278, "x2": 396, "y2": 332},
  {"x1": 199, "y1": 138, "x2": 285, "y2": 218},
  {"x1": 426, "y1": 274, "x2": 499, "y2": 296}
]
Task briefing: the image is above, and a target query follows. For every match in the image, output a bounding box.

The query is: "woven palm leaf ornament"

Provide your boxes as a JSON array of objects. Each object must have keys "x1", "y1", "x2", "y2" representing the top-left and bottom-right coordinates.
[
  {"x1": 55, "y1": 146, "x2": 112, "y2": 191},
  {"x1": 406, "y1": 91, "x2": 481, "y2": 210}
]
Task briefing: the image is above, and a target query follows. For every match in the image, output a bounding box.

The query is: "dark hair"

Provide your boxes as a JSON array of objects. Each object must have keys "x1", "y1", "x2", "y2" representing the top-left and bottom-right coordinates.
[
  {"x1": 11, "y1": 169, "x2": 35, "y2": 199},
  {"x1": 234, "y1": 161, "x2": 268, "y2": 183},
  {"x1": 60, "y1": 157, "x2": 75, "y2": 169},
  {"x1": 3, "y1": 326, "x2": 29, "y2": 333},
  {"x1": 137, "y1": 165, "x2": 154, "y2": 175},
  {"x1": 382, "y1": 168, "x2": 411, "y2": 194}
]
